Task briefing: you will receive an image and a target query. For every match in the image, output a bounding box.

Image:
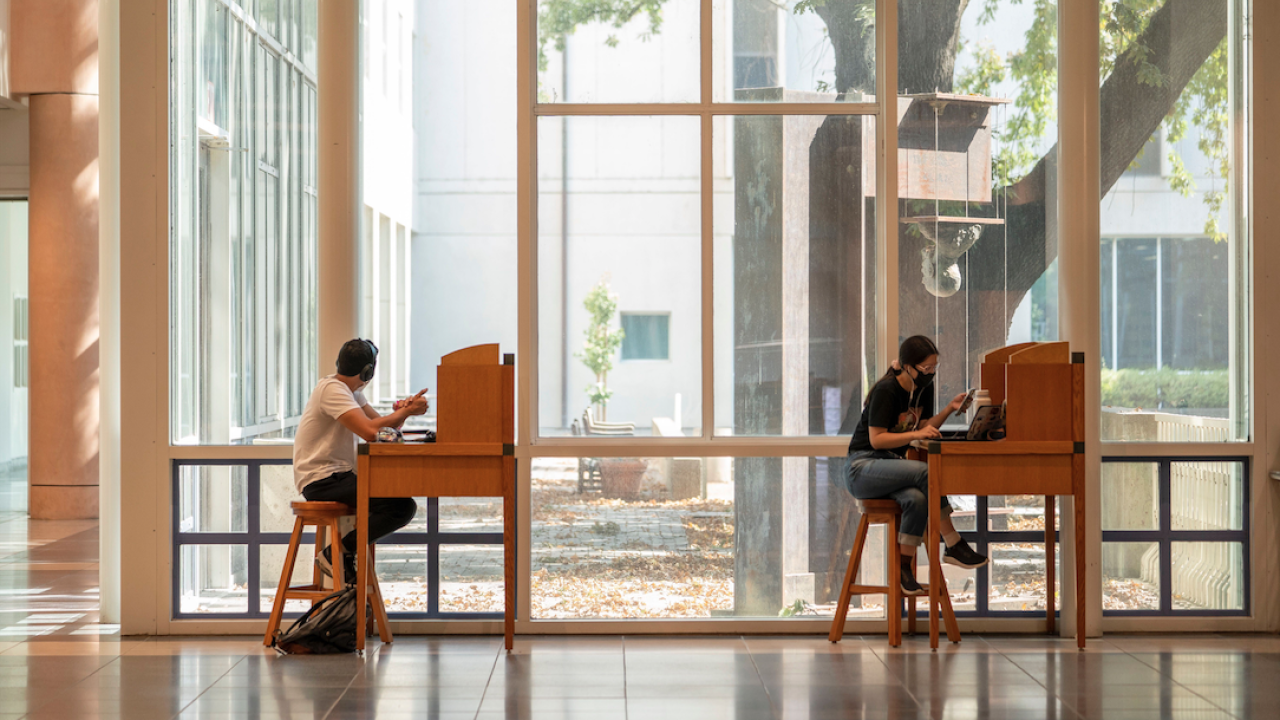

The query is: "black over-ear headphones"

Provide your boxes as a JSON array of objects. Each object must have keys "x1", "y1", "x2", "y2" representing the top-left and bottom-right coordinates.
[{"x1": 358, "y1": 340, "x2": 378, "y2": 383}]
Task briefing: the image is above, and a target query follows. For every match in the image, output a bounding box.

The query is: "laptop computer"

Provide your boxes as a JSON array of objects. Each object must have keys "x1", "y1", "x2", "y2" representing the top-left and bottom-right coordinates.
[{"x1": 938, "y1": 402, "x2": 1005, "y2": 441}]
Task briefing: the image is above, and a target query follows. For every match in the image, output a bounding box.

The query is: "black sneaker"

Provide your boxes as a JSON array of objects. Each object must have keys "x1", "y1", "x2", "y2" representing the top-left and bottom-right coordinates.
[
  {"x1": 900, "y1": 563, "x2": 926, "y2": 596},
  {"x1": 316, "y1": 546, "x2": 358, "y2": 585},
  {"x1": 944, "y1": 539, "x2": 989, "y2": 569}
]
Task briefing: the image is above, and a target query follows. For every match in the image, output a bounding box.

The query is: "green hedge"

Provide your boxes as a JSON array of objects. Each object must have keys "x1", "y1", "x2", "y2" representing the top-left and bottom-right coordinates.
[{"x1": 1100, "y1": 368, "x2": 1228, "y2": 411}]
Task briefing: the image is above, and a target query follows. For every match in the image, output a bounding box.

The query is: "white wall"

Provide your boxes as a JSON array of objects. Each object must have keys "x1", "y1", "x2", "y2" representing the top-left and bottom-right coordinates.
[{"x1": 361, "y1": 0, "x2": 415, "y2": 399}]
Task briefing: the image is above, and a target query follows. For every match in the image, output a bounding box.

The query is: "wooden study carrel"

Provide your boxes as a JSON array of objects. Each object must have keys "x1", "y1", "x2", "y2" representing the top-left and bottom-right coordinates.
[
  {"x1": 923, "y1": 341, "x2": 1086, "y2": 649},
  {"x1": 355, "y1": 344, "x2": 516, "y2": 651}
]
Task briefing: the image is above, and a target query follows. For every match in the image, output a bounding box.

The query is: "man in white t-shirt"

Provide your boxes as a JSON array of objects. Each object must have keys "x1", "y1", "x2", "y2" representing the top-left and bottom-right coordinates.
[{"x1": 293, "y1": 339, "x2": 429, "y2": 582}]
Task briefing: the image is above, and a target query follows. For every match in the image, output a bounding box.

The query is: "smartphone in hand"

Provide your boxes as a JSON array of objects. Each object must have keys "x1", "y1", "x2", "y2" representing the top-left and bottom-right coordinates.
[{"x1": 958, "y1": 388, "x2": 977, "y2": 414}]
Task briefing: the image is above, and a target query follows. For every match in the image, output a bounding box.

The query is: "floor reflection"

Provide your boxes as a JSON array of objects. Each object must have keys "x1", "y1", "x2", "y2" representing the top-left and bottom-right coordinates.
[{"x1": 0, "y1": 515, "x2": 1273, "y2": 718}]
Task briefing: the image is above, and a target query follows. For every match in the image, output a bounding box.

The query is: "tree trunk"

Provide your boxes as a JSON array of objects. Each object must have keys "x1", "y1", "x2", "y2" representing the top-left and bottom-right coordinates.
[
  {"x1": 819, "y1": 0, "x2": 969, "y2": 96},
  {"x1": 897, "y1": 0, "x2": 968, "y2": 94}
]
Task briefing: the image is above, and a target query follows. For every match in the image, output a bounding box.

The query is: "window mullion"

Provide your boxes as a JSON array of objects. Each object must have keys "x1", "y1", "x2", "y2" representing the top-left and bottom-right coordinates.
[
  {"x1": 1159, "y1": 460, "x2": 1173, "y2": 613},
  {"x1": 700, "y1": 0, "x2": 713, "y2": 442},
  {"x1": 874, "y1": 0, "x2": 899, "y2": 379}
]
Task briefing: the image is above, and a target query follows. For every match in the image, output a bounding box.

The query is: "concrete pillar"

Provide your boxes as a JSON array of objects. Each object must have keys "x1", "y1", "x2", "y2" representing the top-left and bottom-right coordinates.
[{"x1": 11, "y1": 0, "x2": 100, "y2": 519}]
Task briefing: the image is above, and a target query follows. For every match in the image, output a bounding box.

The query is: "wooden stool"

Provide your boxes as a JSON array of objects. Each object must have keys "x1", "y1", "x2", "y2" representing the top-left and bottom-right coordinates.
[
  {"x1": 828, "y1": 498, "x2": 960, "y2": 646},
  {"x1": 262, "y1": 501, "x2": 392, "y2": 647}
]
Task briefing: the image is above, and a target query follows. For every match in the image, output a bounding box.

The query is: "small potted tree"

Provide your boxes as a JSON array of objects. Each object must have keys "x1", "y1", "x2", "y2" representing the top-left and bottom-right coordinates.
[
  {"x1": 576, "y1": 278, "x2": 643, "y2": 498},
  {"x1": 578, "y1": 278, "x2": 624, "y2": 421}
]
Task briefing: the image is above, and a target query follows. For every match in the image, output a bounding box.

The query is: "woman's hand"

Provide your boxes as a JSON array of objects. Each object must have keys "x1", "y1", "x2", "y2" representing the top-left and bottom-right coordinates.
[
  {"x1": 946, "y1": 392, "x2": 968, "y2": 415},
  {"x1": 913, "y1": 425, "x2": 942, "y2": 441}
]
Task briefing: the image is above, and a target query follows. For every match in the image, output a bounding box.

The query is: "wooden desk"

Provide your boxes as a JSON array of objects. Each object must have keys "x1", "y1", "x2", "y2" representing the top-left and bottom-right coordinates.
[
  {"x1": 924, "y1": 440, "x2": 1085, "y2": 649},
  {"x1": 923, "y1": 341, "x2": 1086, "y2": 650},
  {"x1": 354, "y1": 344, "x2": 515, "y2": 652}
]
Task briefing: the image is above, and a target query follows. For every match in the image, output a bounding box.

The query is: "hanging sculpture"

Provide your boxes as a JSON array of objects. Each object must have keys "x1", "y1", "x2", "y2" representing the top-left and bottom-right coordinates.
[
  {"x1": 919, "y1": 222, "x2": 984, "y2": 297},
  {"x1": 897, "y1": 94, "x2": 1009, "y2": 298}
]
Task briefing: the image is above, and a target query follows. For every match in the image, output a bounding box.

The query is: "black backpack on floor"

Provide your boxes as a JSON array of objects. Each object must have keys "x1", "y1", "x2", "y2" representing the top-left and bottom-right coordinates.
[{"x1": 271, "y1": 587, "x2": 369, "y2": 655}]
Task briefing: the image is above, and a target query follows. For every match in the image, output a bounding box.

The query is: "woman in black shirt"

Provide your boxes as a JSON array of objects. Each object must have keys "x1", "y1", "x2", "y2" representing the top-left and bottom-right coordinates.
[{"x1": 844, "y1": 335, "x2": 988, "y2": 596}]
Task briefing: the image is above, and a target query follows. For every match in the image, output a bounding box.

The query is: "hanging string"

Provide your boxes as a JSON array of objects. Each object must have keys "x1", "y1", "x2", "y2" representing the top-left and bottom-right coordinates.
[
  {"x1": 1002, "y1": 102, "x2": 1009, "y2": 336},
  {"x1": 934, "y1": 103, "x2": 941, "y2": 340}
]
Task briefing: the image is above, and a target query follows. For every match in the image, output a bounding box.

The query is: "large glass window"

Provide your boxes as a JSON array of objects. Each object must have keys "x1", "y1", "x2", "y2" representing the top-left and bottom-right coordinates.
[
  {"x1": 713, "y1": 114, "x2": 879, "y2": 438},
  {"x1": 711, "y1": 0, "x2": 876, "y2": 102},
  {"x1": 410, "y1": 0, "x2": 519, "y2": 407},
  {"x1": 173, "y1": 459, "x2": 506, "y2": 620},
  {"x1": 1099, "y1": 0, "x2": 1250, "y2": 443},
  {"x1": 537, "y1": 115, "x2": 702, "y2": 437},
  {"x1": 898, "y1": 0, "x2": 1060, "y2": 401},
  {"x1": 536, "y1": 0, "x2": 701, "y2": 104},
  {"x1": 170, "y1": 0, "x2": 319, "y2": 444},
  {"x1": 165, "y1": 0, "x2": 1257, "y2": 626},
  {"x1": 531, "y1": 456, "x2": 857, "y2": 619},
  {"x1": 1102, "y1": 459, "x2": 1248, "y2": 614}
]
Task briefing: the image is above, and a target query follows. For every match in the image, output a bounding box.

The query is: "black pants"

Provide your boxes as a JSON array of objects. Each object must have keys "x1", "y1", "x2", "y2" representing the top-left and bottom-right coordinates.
[{"x1": 301, "y1": 471, "x2": 417, "y2": 554}]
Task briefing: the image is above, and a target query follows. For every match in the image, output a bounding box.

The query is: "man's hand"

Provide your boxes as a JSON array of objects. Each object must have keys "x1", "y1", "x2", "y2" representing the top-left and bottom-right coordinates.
[
  {"x1": 913, "y1": 425, "x2": 942, "y2": 441},
  {"x1": 403, "y1": 389, "x2": 429, "y2": 416}
]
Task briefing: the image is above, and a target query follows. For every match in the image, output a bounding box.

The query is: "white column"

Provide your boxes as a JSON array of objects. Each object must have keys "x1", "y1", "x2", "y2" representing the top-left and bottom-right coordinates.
[
  {"x1": 98, "y1": 0, "x2": 121, "y2": 624},
  {"x1": 1058, "y1": 0, "x2": 1103, "y2": 639},
  {"x1": 118, "y1": 0, "x2": 167, "y2": 635},
  {"x1": 1252, "y1": 0, "x2": 1280, "y2": 633},
  {"x1": 319, "y1": 0, "x2": 362, "y2": 374},
  {"x1": 874, "y1": 0, "x2": 899, "y2": 374}
]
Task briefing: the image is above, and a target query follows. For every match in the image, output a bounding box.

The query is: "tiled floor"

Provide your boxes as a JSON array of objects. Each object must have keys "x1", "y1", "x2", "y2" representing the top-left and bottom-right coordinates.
[{"x1": 1, "y1": 515, "x2": 1277, "y2": 719}]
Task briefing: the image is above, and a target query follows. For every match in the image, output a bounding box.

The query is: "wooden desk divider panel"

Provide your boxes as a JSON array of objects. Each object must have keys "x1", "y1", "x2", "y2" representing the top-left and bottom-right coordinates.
[
  {"x1": 1004, "y1": 342, "x2": 1073, "y2": 442},
  {"x1": 979, "y1": 342, "x2": 1037, "y2": 405},
  {"x1": 437, "y1": 344, "x2": 515, "y2": 446}
]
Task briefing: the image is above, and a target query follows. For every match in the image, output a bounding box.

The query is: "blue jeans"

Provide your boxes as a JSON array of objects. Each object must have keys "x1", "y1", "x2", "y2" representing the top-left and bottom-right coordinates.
[{"x1": 843, "y1": 450, "x2": 953, "y2": 546}]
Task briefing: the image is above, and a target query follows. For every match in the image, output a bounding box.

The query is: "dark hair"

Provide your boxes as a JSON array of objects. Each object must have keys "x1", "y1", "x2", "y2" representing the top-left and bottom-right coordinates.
[
  {"x1": 336, "y1": 339, "x2": 378, "y2": 381},
  {"x1": 864, "y1": 335, "x2": 939, "y2": 404}
]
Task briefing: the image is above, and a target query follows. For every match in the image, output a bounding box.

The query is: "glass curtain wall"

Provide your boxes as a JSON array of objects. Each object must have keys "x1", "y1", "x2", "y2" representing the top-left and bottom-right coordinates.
[
  {"x1": 164, "y1": 0, "x2": 1254, "y2": 624},
  {"x1": 0, "y1": 201, "x2": 27, "y2": 513},
  {"x1": 529, "y1": 0, "x2": 888, "y2": 619},
  {"x1": 1098, "y1": 0, "x2": 1252, "y2": 615},
  {"x1": 169, "y1": 0, "x2": 318, "y2": 612},
  {"x1": 893, "y1": 1, "x2": 1062, "y2": 616},
  {"x1": 170, "y1": 0, "x2": 319, "y2": 447},
  {"x1": 1098, "y1": 0, "x2": 1249, "y2": 444}
]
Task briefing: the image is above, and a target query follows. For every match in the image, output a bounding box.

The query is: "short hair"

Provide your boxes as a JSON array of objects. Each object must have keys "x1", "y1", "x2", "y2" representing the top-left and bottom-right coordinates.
[{"x1": 336, "y1": 339, "x2": 378, "y2": 379}]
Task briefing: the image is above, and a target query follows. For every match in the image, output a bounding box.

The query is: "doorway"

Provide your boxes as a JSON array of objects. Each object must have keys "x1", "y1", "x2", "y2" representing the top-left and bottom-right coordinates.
[{"x1": 0, "y1": 200, "x2": 28, "y2": 514}]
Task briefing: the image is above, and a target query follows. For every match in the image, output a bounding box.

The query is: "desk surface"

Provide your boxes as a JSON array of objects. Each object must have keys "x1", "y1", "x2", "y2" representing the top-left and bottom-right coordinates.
[
  {"x1": 921, "y1": 439, "x2": 1076, "y2": 455},
  {"x1": 362, "y1": 442, "x2": 509, "y2": 457}
]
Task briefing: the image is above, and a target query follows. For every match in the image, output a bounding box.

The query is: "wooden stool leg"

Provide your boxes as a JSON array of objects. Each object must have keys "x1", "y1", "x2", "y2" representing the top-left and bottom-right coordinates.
[
  {"x1": 330, "y1": 519, "x2": 345, "y2": 588},
  {"x1": 828, "y1": 514, "x2": 871, "y2": 643},
  {"x1": 1045, "y1": 495, "x2": 1056, "y2": 635},
  {"x1": 887, "y1": 514, "x2": 902, "y2": 647},
  {"x1": 907, "y1": 559, "x2": 918, "y2": 636},
  {"x1": 263, "y1": 517, "x2": 306, "y2": 646},
  {"x1": 367, "y1": 546, "x2": 393, "y2": 643},
  {"x1": 313, "y1": 521, "x2": 325, "y2": 590},
  {"x1": 824, "y1": 504, "x2": 854, "y2": 600},
  {"x1": 938, "y1": 572, "x2": 961, "y2": 643}
]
